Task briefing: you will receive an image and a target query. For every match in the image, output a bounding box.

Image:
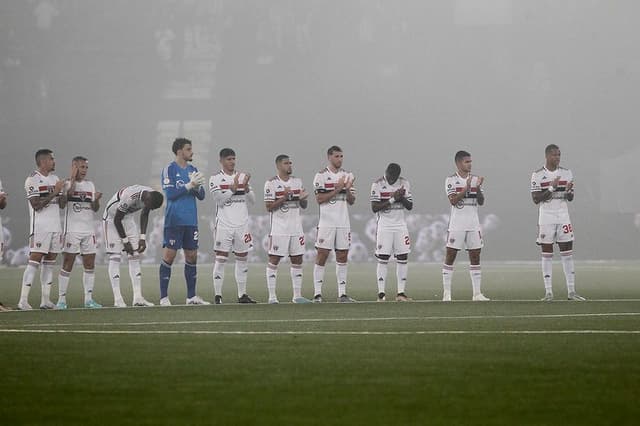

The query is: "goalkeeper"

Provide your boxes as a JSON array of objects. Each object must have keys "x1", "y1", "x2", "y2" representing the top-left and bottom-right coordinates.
[{"x1": 159, "y1": 138, "x2": 209, "y2": 306}]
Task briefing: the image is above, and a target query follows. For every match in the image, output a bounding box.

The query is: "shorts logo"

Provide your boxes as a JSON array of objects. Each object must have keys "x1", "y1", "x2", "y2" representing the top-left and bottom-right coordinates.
[
  {"x1": 273, "y1": 245, "x2": 279, "y2": 251},
  {"x1": 540, "y1": 234, "x2": 546, "y2": 239},
  {"x1": 67, "y1": 243, "x2": 72, "y2": 248},
  {"x1": 36, "y1": 242, "x2": 42, "y2": 248},
  {"x1": 110, "y1": 243, "x2": 115, "y2": 248},
  {"x1": 318, "y1": 239, "x2": 324, "y2": 244},
  {"x1": 377, "y1": 244, "x2": 382, "y2": 249},
  {"x1": 216, "y1": 241, "x2": 221, "y2": 246},
  {"x1": 449, "y1": 238, "x2": 455, "y2": 244}
]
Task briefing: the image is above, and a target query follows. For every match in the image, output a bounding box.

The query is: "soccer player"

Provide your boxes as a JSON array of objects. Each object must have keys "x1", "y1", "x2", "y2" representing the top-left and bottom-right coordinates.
[
  {"x1": 312, "y1": 145, "x2": 356, "y2": 303},
  {"x1": 209, "y1": 148, "x2": 257, "y2": 304},
  {"x1": 442, "y1": 150, "x2": 489, "y2": 302},
  {"x1": 531, "y1": 144, "x2": 585, "y2": 301},
  {"x1": 264, "y1": 154, "x2": 312, "y2": 304},
  {"x1": 103, "y1": 185, "x2": 164, "y2": 307},
  {"x1": 159, "y1": 138, "x2": 209, "y2": 306},
  {"x1": 17, "y1": 149, "x2": 67, "y2": 310},
  {"x1": 56, "y1": 156, "x2": 103, "y2": 309},
  {"x1": 370, "y1": 163, "x2": 413, "y2": 302},
  {"x1": 0, "y1": 177, "x2": 8, "y2": 311}
]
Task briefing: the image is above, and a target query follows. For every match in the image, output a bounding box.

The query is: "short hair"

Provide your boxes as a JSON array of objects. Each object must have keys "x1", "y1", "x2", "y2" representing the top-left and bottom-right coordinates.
[
  {"x1": 386, "y1": 163, "x2": 401, "y2": 176},
  {"x1": 72, "y1": 155, "x2": 88, "y2": 163},
  {"x1": 35, "y1": 149, "x2": 53, "y2": 165},
  {"x1": 147, "y1": 191, "x2": 164, "y2": 209},
  {"x1": 219, "y1": 148, "x2": 235, "y2": 159},
  {"x1": 172, "y1": 138, "x2": 192, "y2": 155},
  {"x1": 275, "y1": 154, "x2": 289, "y2": 164},
  {"x1": 545, "y1": 144, "x2": 560, "y2": 155},
  {"x1": 454, "y1": 150, "x2": 471, "y2": 163},
  {"x1": 327, "y1": 145, "x2": 342, "y2": 156}
]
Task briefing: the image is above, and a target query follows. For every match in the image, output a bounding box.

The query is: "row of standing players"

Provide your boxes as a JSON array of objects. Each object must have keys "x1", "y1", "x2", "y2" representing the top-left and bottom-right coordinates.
[{"x1": 3, "y1": 140, "x2": 585, "y2": 311}]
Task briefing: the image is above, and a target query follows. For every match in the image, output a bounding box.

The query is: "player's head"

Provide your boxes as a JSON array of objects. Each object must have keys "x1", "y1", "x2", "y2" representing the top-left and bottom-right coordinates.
[
  {"x1": 545, "y1": 144, "x2": 561, "y2": 168},
  {"x1": 172, "y1": 138, "x2": 193, "y2": 162},
  {"x1": 219, "y1": 148, "x2": 236, "y2": 173},
  {"x1": 454, "y1": 150, "x2": 472, "y2": 173},
  {"x1": 143, "y1": 190, "x2": 164, "y2": 210},
  {"x1": 327, "y1": 145, "x2": 343, "y2": 169},
  {"x1": 72, "y1": 156, "x2": 89, "y2": 181},
  {"x1": 385, "y1": 163, "x2": 401, "y2": 185},
  {"x1": 35, "y1": 149, "x2": 55, "y2": 172},
  {"x1": 275, "y1": 154, "x2": 292, "y2": 176}
]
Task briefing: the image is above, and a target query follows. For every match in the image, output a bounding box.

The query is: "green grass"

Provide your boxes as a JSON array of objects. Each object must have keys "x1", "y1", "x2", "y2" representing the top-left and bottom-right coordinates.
[{"x1": 1, "y1": 262, "x2": 640, "y2": 425}]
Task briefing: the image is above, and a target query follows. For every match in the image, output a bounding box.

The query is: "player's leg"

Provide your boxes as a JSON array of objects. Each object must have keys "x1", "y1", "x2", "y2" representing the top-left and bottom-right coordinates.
[
  {"x1": 105, "y1": 220, "x2": 126, "y2": 307},
  {"x1": 442, "y1": 231, "x2": 462, "y2": 301},
  {"x1": 212, "y1": 224, "x2": 232, "y2": 304},
  {"x1": 538, "y1": 224, "x2": 555, "y2": 301},
  {"x1": 56, "y1": 251, "x2": 77, "y2": 309},
  {"x1": 233, "y1": 227, "x2": 255, "y2": 303},
  {"x1": 375, "y1": 228, "x2": 392, "y2": 301},
  {"x1": 183, "y1": 226, "x2": 207, "y2": 304},
  {"x1": 159, "y1": 225, "x2": 180, "y2": 305},
  {"x1": 266, "y1": 253, "x2": 282, "y2": 304},
  {"x1": 18, "y1": 243, "x2": 46, "y2": 309},
  {"x1": 289, "y1": 234, "x2": 309, "y2": 303},
  {"x1": 466, "y1": 230, "x2": 488, "y2": 301},
  {"x1": 124, "y1": 221, "x2": 152, "y2": 307},
  {"x1": 559, "y1": 240, "x2": 583, "y2": 300},
  {"x1": 81, "y1": 252, "x2": 100, "y2": 308},
  {"x1": 335, "y1": 229, "x2": 354, "y2": 302},
  {"x1": 394, "y1": 230, "x2": 412, "y2": 301},
  {"x1": 39, "y1": 233, "x2": 61, "y2": 309},
  {"x1": 313, "y1": 227, "x2": 334, "y2": 302}
]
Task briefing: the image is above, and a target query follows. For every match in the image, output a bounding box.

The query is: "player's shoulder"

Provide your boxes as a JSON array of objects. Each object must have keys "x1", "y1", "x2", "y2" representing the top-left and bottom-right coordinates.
[
  {"x1": 266, "y1": 175, "x2": 279, "y2": 182},
  {"x1": 559, "y1": 166, "x2": 571, "y2": 172},
  {"x1": 532, "y1": 166, "x2": 545, "y2": 174},
  {"x1": 372, "y1": 176, "x2": 385, "y2": 184},
  {"x1": 445, "y1": 173, "x2": 457, "y2": 181}
]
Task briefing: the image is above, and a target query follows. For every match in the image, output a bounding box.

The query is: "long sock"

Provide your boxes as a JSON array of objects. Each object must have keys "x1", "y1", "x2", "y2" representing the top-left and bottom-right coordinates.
[
  {"x1": 542, "y1": 253, "x2": 553, "y2": 294},
  {"x1": 313, "y1": 264, "x2": 325, "y2": 296},
  {"x1": 266, "y1": 263, "x2": 278, "y2": 300},
  {"x1": 213, "y1": 256, "x2": 227, "y2": 296},
  {"x1": 83, "y1": 269, "x2": 95, "y2": 303},
  {"x1": 396, "y1": 260, "x2": 408, "y2": 294},
  {"x1": 159, "y1": 260, "x2": 172, "y2": 299},
  {"x1": 108, "y1": 255, "x2": 123, "y2": 301},
  {"x1": 336, "y1": 262, "x2": 348, "y2": 296},
  {"x1": 235, "y1": 258, "x2": 248, "y2": 298},
  {"x1": 58, "y1": 269, "x2": 71, "y2": 304},
  {"x1": 185, "y1": 262, "x2": 197, "y2": 299},
  {"x1": 470, "y1": 264, "x2": 482, "y2": 296},
  {"x1": 560, "y1": 250, "x2": 576, "y2": 294},
  {"x1": 376, "y1": 259, "x2": 388, "y2": 294},
  {"x1": 41, "y1": 259, "x2": 56, "y2": 304},
  {"x1": 291, "y1": 265, "x2": 303, "y2": 299},
  {"x1": 442, "y1": 263, "x2": 454, "y2": 294},
  {"x1": 19, "y1": 260, "x2": 40, "y2": 303},
  {"x1": 128, "y1": 255, "x2": 143, "y2": 300}
]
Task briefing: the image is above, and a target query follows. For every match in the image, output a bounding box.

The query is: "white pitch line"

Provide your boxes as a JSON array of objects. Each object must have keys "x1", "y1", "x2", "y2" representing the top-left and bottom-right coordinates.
[
  {"x1": 15, "y1": 311, "x2": 640, "y2": 328},
  {"x1": 0, "y1": 329, "x2": 639, "y2": 335}
]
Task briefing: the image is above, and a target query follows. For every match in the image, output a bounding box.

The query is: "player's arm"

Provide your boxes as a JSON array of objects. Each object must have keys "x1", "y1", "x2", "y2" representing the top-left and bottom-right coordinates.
[
  {"x1": 58, "y1": 180, "x2": 68, "y2": 209},
  {"x1": 0, "y1": 191, "x2": 6, "y2": 210},
  {"x1": 137, "y1": 207, "x2": 151, "y2": 253},
  {"x1": 92, "y1": 191, "x2": 102, "y2": 212},
  {"x1": 565, "y1": 181, "x2": 574, "y2": 202},
  {"x1": 476, "y1": 181, "x2": 485, "y2": 206},
  {"x1": 194, "y1": 185, "x2": 205, "y2": 201},
  {"x1": 316, "y1": 177, "x2": 345, "y2": 205},
  {"x1": 113, "y1": 209, "x2": 135, "y2": 255}
]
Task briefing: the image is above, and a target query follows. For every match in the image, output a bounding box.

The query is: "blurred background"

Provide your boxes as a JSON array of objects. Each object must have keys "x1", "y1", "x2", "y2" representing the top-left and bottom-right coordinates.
[{"x1": 1, "y1": 0, "x2": 639, "y2": 264}]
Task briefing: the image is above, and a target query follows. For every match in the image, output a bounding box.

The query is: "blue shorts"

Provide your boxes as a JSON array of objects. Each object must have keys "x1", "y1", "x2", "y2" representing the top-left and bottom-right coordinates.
[{"x1": 163, "y1": 226, "x2": 199, "y2": 251}]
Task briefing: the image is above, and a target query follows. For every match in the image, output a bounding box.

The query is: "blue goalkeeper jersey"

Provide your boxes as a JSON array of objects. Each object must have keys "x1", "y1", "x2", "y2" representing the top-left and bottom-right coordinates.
[{"x1": 161, "y1": 161, "x2": 205, "y2": 227}]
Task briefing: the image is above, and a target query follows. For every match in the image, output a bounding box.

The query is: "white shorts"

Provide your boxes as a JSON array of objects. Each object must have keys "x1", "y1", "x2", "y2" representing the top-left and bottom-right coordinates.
[
  {"x1": 268, "y1": 234, "x2": 305, "y2": 257},
  {"x1": 103, "y1": 218, "x2": 139, "y2": 254},
  {"x1": 30, "y1": 232, "x2": 64, "y2": 254},
  {"x1": 375, "y1": 227, "x2": 411, "y2": 256},
  {"x1": 63, "y1": 232, "x2": 98, "y2": 255},
  {"x1": 214, "y1": 225, "x2": 253, "y2": 254},
  {"x1": 315, "y1": 227, "x2": 351, "y2": 251},
  {"x1": 537, "y1": 223, "x2": 574, "y2": 244},
  {"x1": 446, "y1": 230, "x2": 483, "y2": 251}
]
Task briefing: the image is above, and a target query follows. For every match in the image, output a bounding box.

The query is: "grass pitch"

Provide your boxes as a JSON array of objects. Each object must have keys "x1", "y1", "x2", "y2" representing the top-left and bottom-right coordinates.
[{"x1": 1, "y1": 261, "x2": 639, "y2": 425}]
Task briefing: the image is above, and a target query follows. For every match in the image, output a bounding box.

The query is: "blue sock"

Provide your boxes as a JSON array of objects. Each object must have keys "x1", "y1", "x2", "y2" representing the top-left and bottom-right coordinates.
[
  {"x1": 159, "y1": 260, "x2": 172, "y2": 299},
  {"x1": 185, "y1": 262, "x2": 197, "y2": 299}
]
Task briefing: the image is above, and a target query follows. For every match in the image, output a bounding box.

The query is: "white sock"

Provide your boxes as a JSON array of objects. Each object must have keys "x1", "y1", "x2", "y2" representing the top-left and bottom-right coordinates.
[
  {"x1": 376, "y1": 259, "x2": 388, "y2": 294},
  {"x1": 108, "y1": 255, "x2": 123, "y2": 301},
  {"x1": 266, "y1": 263, "x2": 278, "y2": 300},
  {"x1": 396, "y1": 260, "x2": 408, "y2": 294},
  {"x1": 41, "y1": 260, "x2": 55, "y2": 304},
  {"x1": 560, "y1": 250, "x2": 576, "y2": 294},
  {"x1": 336, "y1": 262, "x2": 348, "y2": 296},
  {"x1": 83, "y1": 269, "x2": 95, "y2": 303},
  {"x1": 313, "y1": 264, "x2": 325, "y2": 296},
  {"x1": 128, "y1": 255, "x2": 143, "y2": 300},
  {"x1": 442, "y1": 264, "x2": 453, "y2": 294},
  {"x1": 58, "y1": 269, "x2": 71, "y2": 304},
  {"x1": 213, "y1": 256, "x2": 226, "y2": 296},
  {"x1": 470, "y1": 264, "x2": 482, "y2": 296},
  {"x1": 19, "y1": 260, "x2": 39, "y2": 303},
  {"x1": 542, "y1": 253, "x2": 553, "y2": 293},
  {"x1": 235, "y1": 258, "x2": 248, "y2": 298},
  {"x1": 290, "y1": 265, "x2": 303, "y2": 299}
]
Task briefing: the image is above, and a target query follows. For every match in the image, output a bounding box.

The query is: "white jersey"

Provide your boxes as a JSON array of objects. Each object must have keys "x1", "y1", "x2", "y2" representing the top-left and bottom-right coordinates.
[
  {"x1": 209, "y1": 171, "x2": 254, "y2": 228},
  {"x1": 0, "y1": 178, "x2": 5, "y2": 247},
  {"x1": 103, "y1": 185, "x2": 152, "y2": 222},
  {"x1": 313, "y1": 167, "x2": 354, "y2": 228},
  {"x1": 445, "y1": 173, "x2": 482, "y2": 232},
  {"x1": 264, "y1": 175, "x2": 305, "y2": 236},
  {"x1": 530, "y1": 166, "x2": 573, "y2": 225},
  {"x1": 63, "y1": 179, "x2": 97, "y2": 233},
  {"x1": 370, "y1": 176, "x2": 412, "y2": 230},
  {"x1": 25, "y1": 170, "x2": 62, "y2": 234}
]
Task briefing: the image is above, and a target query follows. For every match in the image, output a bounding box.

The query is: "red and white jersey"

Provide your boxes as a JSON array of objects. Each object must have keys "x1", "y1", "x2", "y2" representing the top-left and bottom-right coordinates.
[
  {"x1": 25, "y1": 170, "x2": 62, "y2": 234},
  {"x1": 370, "y1": 176, "x2": 412, "y2": 230},
  {"x1": 103, "y1": 185, "x2": 152, "y2": 222},
  {"x1": 264, "y1": 175, "x2": 305, "y2": 236},
  {"x1": 530, "y1": 166, "x2": 573, "y2": 225},
  {"x1": 445, "y1": 173, "x2": 482, "y2": 231},
  {"x1": 313, "y1": 167, "x2": 354, "y2": 228},
  {"x1": 209, "y1": 171, "x2": 254, "y2": 228},
  {"x1": 63, "y1": 179, "x2": 97, "y2": 233}
]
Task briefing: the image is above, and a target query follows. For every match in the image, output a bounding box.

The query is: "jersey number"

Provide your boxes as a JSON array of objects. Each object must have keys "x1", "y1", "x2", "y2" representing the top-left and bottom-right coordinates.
[
  {"x1": 404, "y1": 236, "x2": 411, "y2": 245},
  {"x1": 299, "y1": 236, "x2": 305, "y2": 246},
  {"x1": 193, "y1": 230, "x2": 199, "y2": 241},
  {"x1": 562, "y1": 224, "x2": 573, "y2": 234},
  {"x1": 244, "y1": 233, "x2": 252, "y2": 243}
]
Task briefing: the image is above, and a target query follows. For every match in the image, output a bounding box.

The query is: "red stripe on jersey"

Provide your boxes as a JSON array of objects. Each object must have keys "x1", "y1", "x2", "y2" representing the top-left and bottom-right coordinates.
[
  {"x1": 38, "y1": 185, "x2": 50, "y2": 192},
  {"x1": 324, "y1": 183, "x2": 335, "y2": 189},
  {"x1": 219, "y1": 184, "x2": 231, "y2": 190},
  {"x1": 380, "y1": 192, "x2": 392, "y2": 197}
]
